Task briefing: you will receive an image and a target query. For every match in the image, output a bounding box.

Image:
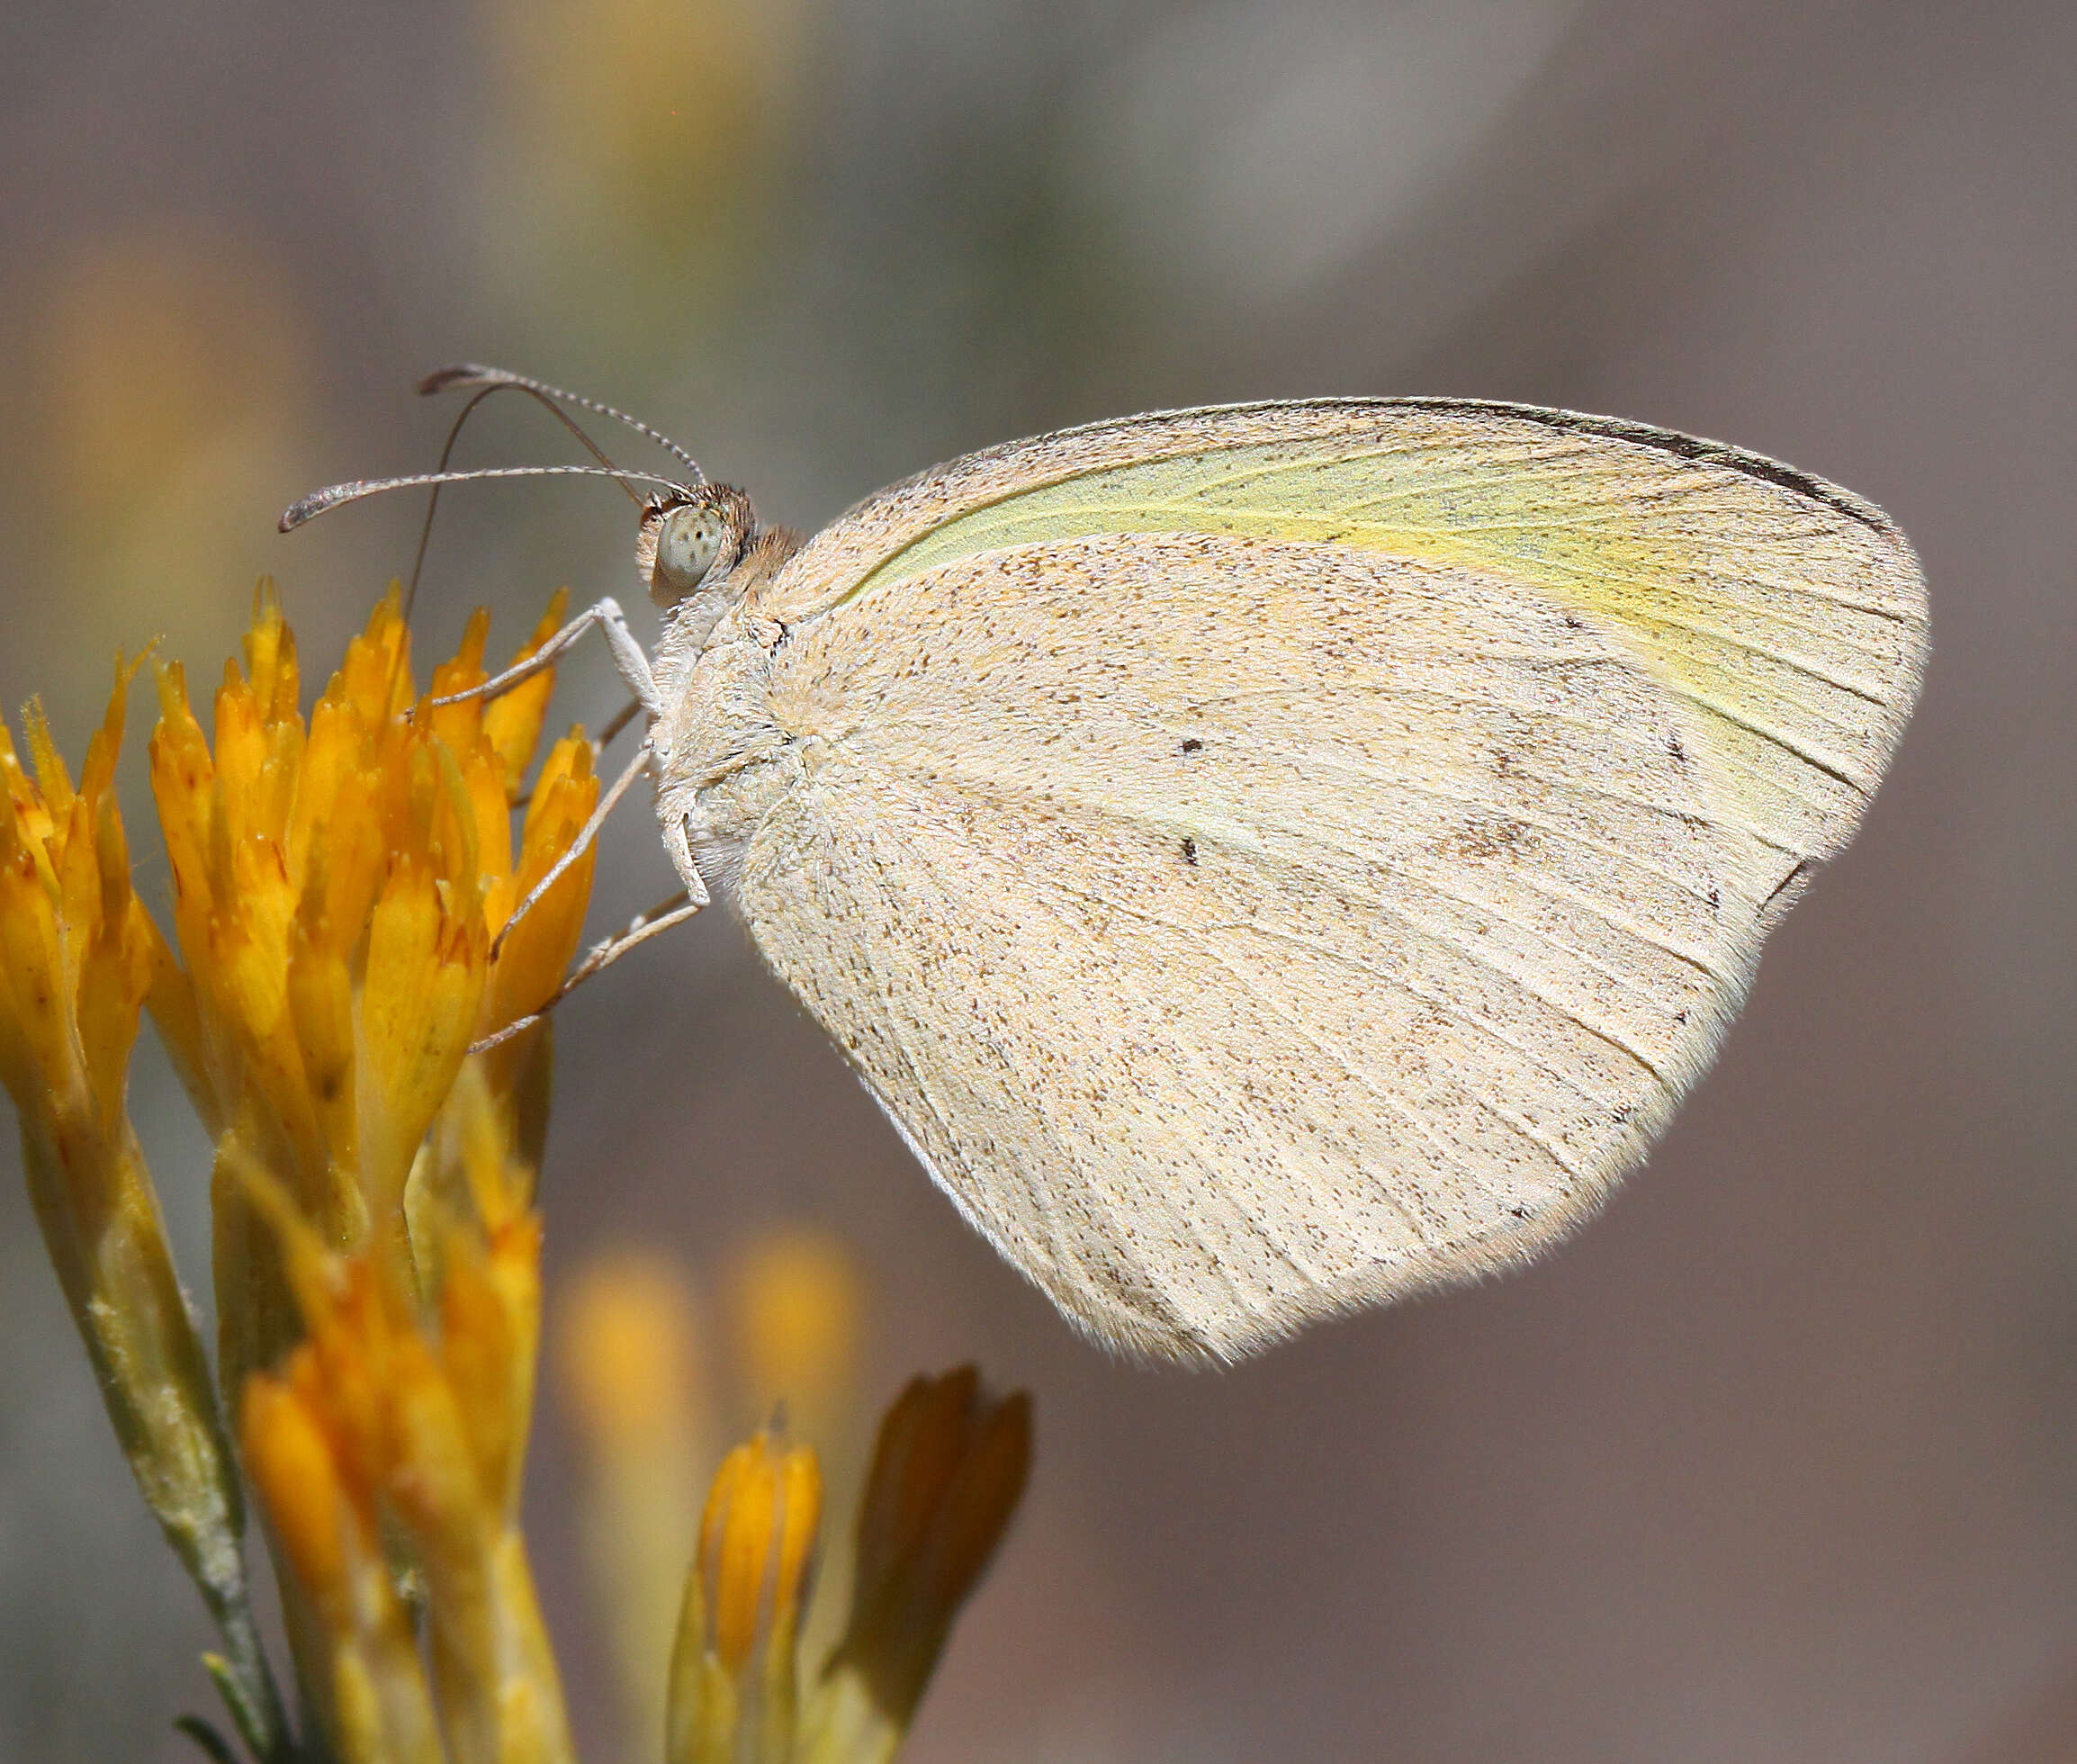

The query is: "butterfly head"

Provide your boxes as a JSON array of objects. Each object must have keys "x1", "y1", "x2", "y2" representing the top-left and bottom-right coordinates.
[{"x1": 639, "y1": 483, "x2": 757, "y2": 610}]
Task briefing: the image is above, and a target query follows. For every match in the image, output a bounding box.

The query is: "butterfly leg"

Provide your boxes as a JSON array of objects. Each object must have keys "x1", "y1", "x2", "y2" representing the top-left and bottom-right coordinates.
[
  {"x1": 472, "y1": 887, "x2": 706, "y2": 1054},
  {"x1": 428, "y1": 596, "x2": 661, "y2": 719},
  {"x1": 491, "y1": 739, "x2": 656, "y2": 958}
]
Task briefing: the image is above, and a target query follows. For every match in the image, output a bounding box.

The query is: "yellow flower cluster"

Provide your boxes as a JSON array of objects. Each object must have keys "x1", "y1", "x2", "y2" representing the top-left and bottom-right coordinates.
[
  {"x1": 144, "y1": 586, "x2": 595, "y2": 1400},
  {"x1": 2, "y1": 586, "x2": 1033, "y2": 1764},
  {"x1": 2, "y1": 587, "x2": 598, "y2": 1762},
  {"x1": 144, "y1": 588, "x2": 597, "y2": 1763}
]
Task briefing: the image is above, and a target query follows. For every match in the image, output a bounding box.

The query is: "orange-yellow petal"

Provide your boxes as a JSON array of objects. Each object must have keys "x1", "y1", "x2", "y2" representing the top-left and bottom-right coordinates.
[
  {"x1": 698, "y1": 1430, "x2": 822, "y2": 1678},
  {"x1": 243, "y1": 1372, "x2": 356, "y2": 1603}
]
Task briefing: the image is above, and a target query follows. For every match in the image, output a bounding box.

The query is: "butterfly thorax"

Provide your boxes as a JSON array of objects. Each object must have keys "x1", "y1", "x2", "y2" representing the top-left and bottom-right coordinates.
[{"x1": 652, "y1": 526, "x2": 805, "y2": 903}]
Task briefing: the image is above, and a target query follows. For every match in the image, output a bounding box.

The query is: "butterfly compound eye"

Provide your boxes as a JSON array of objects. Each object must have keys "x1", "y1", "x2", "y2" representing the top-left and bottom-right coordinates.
[
  {"x1": 658, "y1": 504, "x2": 727, "y2": 591},
  {"x1": 641, "y1": 486, "x2": 756, "y2": 608}
]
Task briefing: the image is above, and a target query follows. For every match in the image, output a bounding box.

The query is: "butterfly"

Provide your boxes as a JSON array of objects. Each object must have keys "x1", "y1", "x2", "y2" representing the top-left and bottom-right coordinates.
[{"x1": 288, "y1": 372, "x2": 1928, "y2": 1361}]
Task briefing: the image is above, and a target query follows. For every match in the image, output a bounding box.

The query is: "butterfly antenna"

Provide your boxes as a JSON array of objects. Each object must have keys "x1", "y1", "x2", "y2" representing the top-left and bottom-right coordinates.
[
  {"x1": 419, "y1": 364, "x2": 707, "y2": 482},
  {"x1": 280, "y1": 464, "x2": 700, "y2": 534},
  {"x1": 403, "y1": 379, "x2": 642, "y2": 617}
]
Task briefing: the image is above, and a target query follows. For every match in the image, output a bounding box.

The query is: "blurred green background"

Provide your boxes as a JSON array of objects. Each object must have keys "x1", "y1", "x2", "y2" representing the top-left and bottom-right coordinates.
[{"x1": 3, "y1": 2, "x2": 2074, "y2": 1759}]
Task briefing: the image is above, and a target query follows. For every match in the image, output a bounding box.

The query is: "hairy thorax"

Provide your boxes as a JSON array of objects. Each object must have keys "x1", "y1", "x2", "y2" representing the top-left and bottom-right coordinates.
[{"x1": 652, "y1": 561, "x2": 808, "y2": 903}]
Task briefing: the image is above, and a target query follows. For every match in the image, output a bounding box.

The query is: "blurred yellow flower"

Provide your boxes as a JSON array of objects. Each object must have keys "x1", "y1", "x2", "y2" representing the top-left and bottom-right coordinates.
[
  {"x1": 480, "y1": 0, "x2": 813, "y2": 335},
  {"x1": 562, "y1": 1249, "x2": 706, "y2": 1453},
  {"x1": 560, "y1": 1248, "x2": 712, "y2": 1763},
  {"x1": 732, "y1": 1227, "x2": 865, "y2": 1437},
  {"x1": 23, "y1": 225, "x2": 314, "y2": 652}
]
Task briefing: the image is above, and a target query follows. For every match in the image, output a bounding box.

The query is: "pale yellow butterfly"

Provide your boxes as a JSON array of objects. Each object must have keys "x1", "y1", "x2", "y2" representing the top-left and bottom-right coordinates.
[{"x1": 288, "y1": 374, "x2": 1928, "y2": 1362}]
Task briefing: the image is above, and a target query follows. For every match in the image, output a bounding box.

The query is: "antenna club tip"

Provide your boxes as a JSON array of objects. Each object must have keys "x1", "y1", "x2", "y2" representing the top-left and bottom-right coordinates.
[{"x1": 281, "y1": 483, "x2": 360, "y2": 530}]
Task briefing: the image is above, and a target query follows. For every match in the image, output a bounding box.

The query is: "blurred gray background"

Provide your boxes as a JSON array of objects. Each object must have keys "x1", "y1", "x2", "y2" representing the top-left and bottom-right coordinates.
[{"x1": 3, "y1": 1, "x2": 2073, "y2": 1760}]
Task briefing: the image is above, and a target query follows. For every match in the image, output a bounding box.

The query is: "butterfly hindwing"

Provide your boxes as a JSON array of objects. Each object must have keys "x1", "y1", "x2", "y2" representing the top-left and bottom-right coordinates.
[{"x1": 723, "y1": 401, "x2": 1926, "y2": 1358}]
